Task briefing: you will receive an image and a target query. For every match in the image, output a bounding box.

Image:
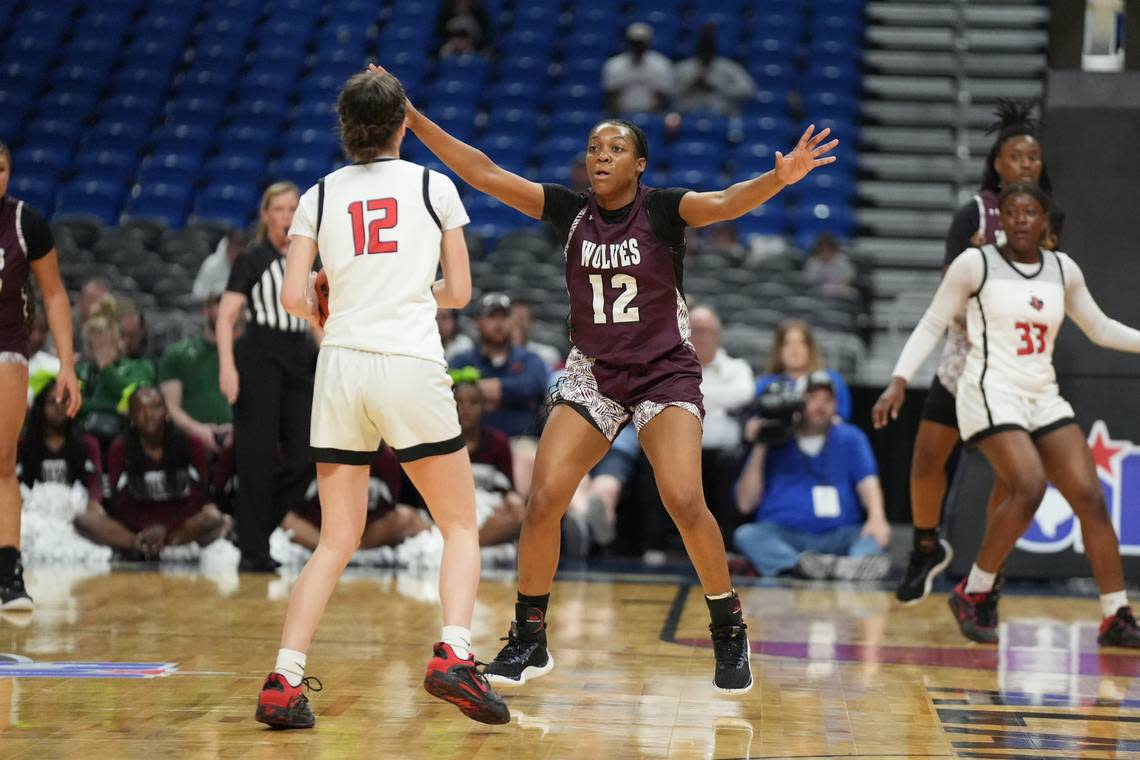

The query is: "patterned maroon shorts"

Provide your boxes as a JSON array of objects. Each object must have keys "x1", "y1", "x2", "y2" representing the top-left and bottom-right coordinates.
[{"x1": 552, "y1": 342, "x2": 705, "y2": 442}]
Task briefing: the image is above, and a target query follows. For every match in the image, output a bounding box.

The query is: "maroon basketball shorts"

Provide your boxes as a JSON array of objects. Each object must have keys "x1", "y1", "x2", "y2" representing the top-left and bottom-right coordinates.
[{"x1": 553, "y1": 342, "x2": 705, "y2": 442}]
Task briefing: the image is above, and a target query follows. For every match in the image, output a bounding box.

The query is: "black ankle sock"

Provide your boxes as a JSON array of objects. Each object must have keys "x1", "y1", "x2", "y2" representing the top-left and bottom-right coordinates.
[
  {"x1": 0, "y1": 546, "x2": 19, "y2": 577},
  {"x1": 516, "y1": 592, "x2": 550, "y2": 634},
  {"x1": 706, "y1": 591, "x2": 742, "y2": 628},
  {"x1": 914, "y1": 527, "x2": 940, "y2": 553}
]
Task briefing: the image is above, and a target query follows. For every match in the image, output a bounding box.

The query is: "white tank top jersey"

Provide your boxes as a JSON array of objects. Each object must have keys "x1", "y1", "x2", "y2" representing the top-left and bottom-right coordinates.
[
  {"x1": 289, "y1": 158, "x2": 469, "y2": 365},
  {"x1": 891, "y1": 243, "x2": 1140, "y2": 399},
  {"x1": 963, "y1": 244, "x2": 1067, "y2": 399}
]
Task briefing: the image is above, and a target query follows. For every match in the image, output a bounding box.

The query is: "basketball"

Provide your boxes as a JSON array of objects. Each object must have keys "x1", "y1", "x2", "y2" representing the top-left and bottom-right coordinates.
[{"x1": 314, "y1": 268, "x2": 329, "y2": 327}]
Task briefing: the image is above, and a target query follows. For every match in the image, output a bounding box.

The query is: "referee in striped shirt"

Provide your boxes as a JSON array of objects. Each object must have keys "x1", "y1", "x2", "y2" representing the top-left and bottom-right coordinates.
[{"x1": 217, "y1": 182, "x2": 317, "y2": 572}]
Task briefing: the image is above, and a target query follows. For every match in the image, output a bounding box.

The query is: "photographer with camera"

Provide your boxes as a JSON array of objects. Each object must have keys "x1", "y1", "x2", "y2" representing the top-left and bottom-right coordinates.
[{"x1": 734, "y1": 371, "x2": 891, "y2": 580}]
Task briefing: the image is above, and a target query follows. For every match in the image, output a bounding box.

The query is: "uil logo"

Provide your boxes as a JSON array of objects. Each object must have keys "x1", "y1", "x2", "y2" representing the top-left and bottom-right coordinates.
[{"x1": 1017, "y1": 421, "x2": 1140, "y2": 556}]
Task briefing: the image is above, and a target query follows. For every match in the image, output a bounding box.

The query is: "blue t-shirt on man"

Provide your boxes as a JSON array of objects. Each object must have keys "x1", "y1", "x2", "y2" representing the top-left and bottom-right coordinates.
[
  {"x1": 449, "y1": 345, "x2": 549, "y2": 437},
  {"x1": 748, "y1": 422, "x2": 878, "y2": 534}
]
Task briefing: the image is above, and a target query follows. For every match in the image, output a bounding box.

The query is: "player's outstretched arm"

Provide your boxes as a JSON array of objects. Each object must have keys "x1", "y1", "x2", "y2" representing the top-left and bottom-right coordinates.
[
  {"x1": 678, "y1": 124, "x2": 839, "y2": 228},
  {"x1": 369, "y1": 64, "x2": 545, "y2": 220},
  {"x1": 1062, "y1": 255, "x2": 1140, "y2": 353},
  {"x1": 872, "y1": 251, "x2": 980, "y2": 428}
]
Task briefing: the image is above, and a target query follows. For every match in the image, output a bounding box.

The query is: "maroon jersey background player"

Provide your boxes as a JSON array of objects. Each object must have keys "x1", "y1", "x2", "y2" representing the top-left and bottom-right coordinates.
[
  {"x1": 106, "y1": 429, "x2": 210, "y2": 533},
  {"x1": 0, "y1": 195, "x2": 54, "y2": 357}
]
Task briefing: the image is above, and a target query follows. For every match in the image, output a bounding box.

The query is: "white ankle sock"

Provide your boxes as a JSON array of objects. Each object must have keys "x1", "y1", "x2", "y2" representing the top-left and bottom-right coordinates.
[
  {"x1": 964, "y1": 564, "x2": 996, "y2": 594},
  {"x1": 275, "y1": 648, "x2": 307, "y2": 688},
  {"x1": 441, "y1": 625, "x2": 472, "y2": 660},
  {"x1": 1101, "y1": 590, "x2": 1128, "y2": 619}
]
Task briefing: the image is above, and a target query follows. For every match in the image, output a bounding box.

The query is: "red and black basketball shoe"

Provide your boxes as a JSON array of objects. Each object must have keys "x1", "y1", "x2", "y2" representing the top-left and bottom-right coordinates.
[
  {"x1": 423, "y1": 642, "x2": 510, "y2": 725},
  {"x1": 255, "y1": 672, "x2": 321, "y2": 729},
  {"x1": 1098, "y1": 606, "x2": 1140, "y2": 648},
  {"x1": 948, "y1": 578, "x2": 999, "y2": 644}
]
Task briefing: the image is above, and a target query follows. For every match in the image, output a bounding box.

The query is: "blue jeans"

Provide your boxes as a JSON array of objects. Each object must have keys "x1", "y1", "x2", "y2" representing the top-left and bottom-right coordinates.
[{"x1": 733, "y1": 522, "x2": 883, "y2": 577}]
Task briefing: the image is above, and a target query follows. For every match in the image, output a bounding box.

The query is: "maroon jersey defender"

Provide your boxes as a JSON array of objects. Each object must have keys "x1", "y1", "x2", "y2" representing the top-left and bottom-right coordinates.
[
  {"x1": 394, "y1": 71, "x2": 838, "y2": 694},
  {"x1": 546, "y1": 182, "x2": 704, "y2": 441},
  {"x1": 0, "y1": 195, "x2": 54, "y2": 357}
]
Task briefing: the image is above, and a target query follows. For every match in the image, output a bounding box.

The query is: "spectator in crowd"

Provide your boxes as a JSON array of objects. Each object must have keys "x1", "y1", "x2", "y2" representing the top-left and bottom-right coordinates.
[
  {"x1": 563, "y1": 425, "x2": 639, "y2": 560},
  {"x1": 26, "y1": 307, "x2": 60, "y2": 406},
  {"x1": 158, "y1": 288, "x2": 233, "y2": 455},
  {"x1": 449, "y1": 292, "x2": 548, "y2": 439},
  {"x1": 76, "y1": 296, "x2": 157, "y2": 450},
  {"x1": 755, "y1": 320, "x2": 852, "y2": 421},
  {"x1": 91, "y1": 387, "x2": 231, "y2": 559},
  {"x1": 603, "y1": 23, "x2": 675, "y2": 114},
  {"x1": 674, "y1": 23, "x2": 756, "y2": 116},
  {"x1": 436, "y1": 0, "x2": 490, "y2": 56},
  {"x1": 192, "y1": 228, "x2": 251, "y2": 303},
  {"x1": 803, "y1": 233, "x2": 857, "y2": 299},
  {"x1": 437, "y1": 307, "x2": 475, "y2": 360},
  {"x1": 510, "y1": 297, "x2": 562, "y2": 371},
  {"x1": 454, "y1": 381, "x2": 525, "y2": 546},
  {"x1": 20, "y1": 378, "x2": 105, "y2": 522},
  {"x1": 689, "y1": 306, "x2": 754, "y2": 542},
  {"x1": 281, "y1": 444, "x2": 429, "y2": 552},
  {"x1": 76, "y1": 277, "x2": 111, "y2": 326},
  {"x1": 734, "y1": 371, "x2": 890, "y2": 580},
  {"x1": 217, "y1": 181, "x2": 316, "y2": 573},
  {"x1": 116, "y1": 298, "x2": 152, "y2": 365}
]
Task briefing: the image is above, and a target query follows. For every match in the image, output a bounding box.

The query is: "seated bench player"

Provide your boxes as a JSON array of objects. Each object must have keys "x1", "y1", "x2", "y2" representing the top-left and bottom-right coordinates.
[
  {"x1": 94, "y1": 387, "x2": 231, "y2": 559},
  {"x1": 280, "y1": 443, "x2": 431, "y2": 551}
]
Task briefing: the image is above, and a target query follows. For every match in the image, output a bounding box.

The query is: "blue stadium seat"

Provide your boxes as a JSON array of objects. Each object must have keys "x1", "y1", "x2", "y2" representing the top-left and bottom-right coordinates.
[
  {"x1": 136, "y1": 153, "x2": 201, "y2": 186},
  {"x1": 733, "y1": 141, "x2": 776, "y2": 168},
  {"x1": 670, "y1": 139, "x2": 724, "y2": 164},
  {"x1": 666, "y1": 168, "x2": 720, "y2": 191},
  {"x1": 217, "y1": 125, "x2": 276, "y2": 153},
  {"x1": 123, "y1": 183, "x2": 192, "y2": 227},
  {"x1": 281, "y1": 128, "x2": 339, "y2": 157},
  {"x1": 174, "y1": 70, "x2": 237, "y2": 102},
  {"x1": 800, "y1": 65, "x2": 863, "y2": 94},
  {"x1": 38, "y1": 90, "x2": 98, "y2": 122},
  {"x1": 0, "y1": 85, "x2": 36, "y2": 122},
  {"x1": 735, "y1": 114, "x2": 794, "y2": 145},
  {"x1": 534, "y1": 160, "x2": 573, "y2": 185},
  {"x1": 165, "y1": 99, "x2": 227, "y2": 129},
  {"x1": 736, "y1": 199, "x2": 787, "y2": 237},
  {"x1": 25, "y1": 118, "x2": 83, "y2": 149},
  {"x1": 57, "y1": 179, "x2": 125, "y2": 225},
  {"x1": 802, "y1": 90, "x2": 861, "y2": 120},
  {"x1": 0, "y1": 115, "x2": 20, "y2": 143},
  {"x1": 432, "y1": 106, "x2": 479, "y2": 139},
  {"x1": 264, "y1": 157, "x2": 326, "y2": 190},
  {"x1": 192, "y1": 184, "x2": 258, "y2": 227},
  {"x1": 532, "y1": 135, "x2": 583, "y2": 165},
  {"x1": 74, "y1": 149, "x2": 137, "y2": 178},
  {"x1": 150, "y1": 124, "x2": 214, "y2": 156},
  {"x1": 13, "y1": 145, "x2": 71, "y2": 177},
  {"x1": 11, "y1": 174, "x2": 56, "y2": 213},
  {"x1": 226, "y1": 100, "x2": 288, "y2": 130}
]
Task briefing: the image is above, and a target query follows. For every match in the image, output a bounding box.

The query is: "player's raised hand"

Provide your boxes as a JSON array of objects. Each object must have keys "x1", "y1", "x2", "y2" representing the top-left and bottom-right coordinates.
[
  {"x1": 774, "y1": 125, "x2": 839, "y2": 186},
  {"x1": 368, "y1": 63, "x2": 419, "y2": 123}
]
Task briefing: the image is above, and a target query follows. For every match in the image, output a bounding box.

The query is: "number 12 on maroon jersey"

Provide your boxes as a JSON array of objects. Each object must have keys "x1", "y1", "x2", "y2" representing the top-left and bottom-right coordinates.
[{"x1": 347, "y1": 198, "x2": 398, "y2": 255}]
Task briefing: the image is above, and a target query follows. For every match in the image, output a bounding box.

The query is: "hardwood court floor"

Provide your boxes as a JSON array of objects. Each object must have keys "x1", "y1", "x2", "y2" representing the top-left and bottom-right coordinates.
[{"x1": 0, "y1": 566, "x2": 1138, "y2": 759}]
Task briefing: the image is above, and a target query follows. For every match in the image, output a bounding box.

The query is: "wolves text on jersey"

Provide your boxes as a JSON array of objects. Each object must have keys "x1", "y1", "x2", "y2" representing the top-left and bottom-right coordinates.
[{"x1": 579, "y1": 238, "x2": 642, "y2": 269}]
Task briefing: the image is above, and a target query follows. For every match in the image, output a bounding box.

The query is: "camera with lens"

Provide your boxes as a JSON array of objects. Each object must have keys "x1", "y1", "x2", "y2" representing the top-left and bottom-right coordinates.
[{"x1": 743, "y1": 380, "x2": 804, "y2": 447}]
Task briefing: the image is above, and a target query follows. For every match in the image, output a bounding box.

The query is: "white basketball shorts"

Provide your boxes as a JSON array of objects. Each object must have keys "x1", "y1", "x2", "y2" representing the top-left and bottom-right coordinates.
[
  {"x1": 310, "y1": 346, "x2": 463, "y2": 464},
  {"x1": 956, "y1": 380, "x2": 1076, "y2": 445}
]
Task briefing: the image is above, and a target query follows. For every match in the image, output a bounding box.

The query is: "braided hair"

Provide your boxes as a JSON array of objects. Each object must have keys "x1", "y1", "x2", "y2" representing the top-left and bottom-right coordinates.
[{"x1": 980, "y1": 99, "x2": 1053, "y2": 194}]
